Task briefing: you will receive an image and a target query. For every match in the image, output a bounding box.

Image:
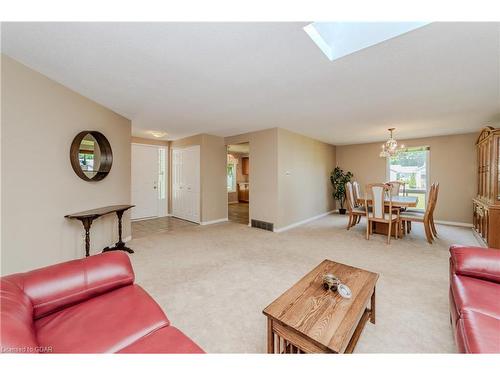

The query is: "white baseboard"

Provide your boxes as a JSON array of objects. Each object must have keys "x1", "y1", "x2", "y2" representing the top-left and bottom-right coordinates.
[
  {"x1": 131, "y1": 214, "x2": 172, "y2": 222},
  {"x1": 228, "y1": 201, "x2": 239, "y2": 204},
  {"x1": 200, "y1": 218, "x2": 228, "y2": 225},
  {"x1": 434, "y1": 220, "x2": 473, "y2": 228},
  {"x1": 274, "y1": 211, "x2": 334, "y2": 233}
]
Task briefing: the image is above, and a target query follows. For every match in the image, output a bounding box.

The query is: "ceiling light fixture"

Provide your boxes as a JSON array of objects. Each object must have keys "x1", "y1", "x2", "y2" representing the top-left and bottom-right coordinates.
[
  {"x1": 150, "y1": 131, "x2": 168, "y2": 138},
  {"x1": 379, "y1": 128, "x2": 405, "y2": 158}
]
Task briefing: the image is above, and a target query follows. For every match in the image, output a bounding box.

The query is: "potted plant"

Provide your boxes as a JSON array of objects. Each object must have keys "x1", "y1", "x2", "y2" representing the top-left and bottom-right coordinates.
[{"x1": 330, "y1": 167, "x2": 353, "y2": 215}]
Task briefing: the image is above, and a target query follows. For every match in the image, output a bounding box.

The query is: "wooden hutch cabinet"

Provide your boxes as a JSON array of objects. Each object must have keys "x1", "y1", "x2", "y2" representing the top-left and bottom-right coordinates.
[{"x1": 473, "y1": 126, "x2": 500, "y2": 248}]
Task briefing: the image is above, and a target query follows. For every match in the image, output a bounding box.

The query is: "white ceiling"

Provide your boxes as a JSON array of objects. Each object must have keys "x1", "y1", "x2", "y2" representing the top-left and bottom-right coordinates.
[{"x1": 1, "y1": 22, "x2": 499, "y2": 145}]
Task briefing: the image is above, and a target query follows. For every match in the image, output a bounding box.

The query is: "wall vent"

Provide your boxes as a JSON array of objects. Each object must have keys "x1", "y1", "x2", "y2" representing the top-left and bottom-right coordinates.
[{"x1": 251, "y1": 219, "x2": 274, "y2": 232}]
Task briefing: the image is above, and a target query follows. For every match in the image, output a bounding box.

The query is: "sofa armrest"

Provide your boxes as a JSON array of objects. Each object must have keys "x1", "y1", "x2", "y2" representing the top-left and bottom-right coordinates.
[
  {"x1": 450, "y1": 245, "x2": 500, "y2": 284},
  {"x1": 13, "y1": 252, "x2": 134, "y2": 319}
]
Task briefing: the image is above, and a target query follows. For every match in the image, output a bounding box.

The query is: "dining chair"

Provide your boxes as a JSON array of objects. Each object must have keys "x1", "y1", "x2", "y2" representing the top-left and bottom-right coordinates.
[
  {"x1": 365, "y1": 183, "x2": 400, "y2": 244},
  {"x1": 430, "y1": 182, "x2": 439, "y2": 237},
  {"x1": 352, "y1": 181, "x2": 362, "y2": 207},
  {"x1": 345, "y1": 182, "x2": 366, "y2": 229},
  {"x1": 386, "y1": 181, "x2": 403, "y2": 196},
  {"x1": 399, "y1": 184, "x2": 437, "y2": 244}
]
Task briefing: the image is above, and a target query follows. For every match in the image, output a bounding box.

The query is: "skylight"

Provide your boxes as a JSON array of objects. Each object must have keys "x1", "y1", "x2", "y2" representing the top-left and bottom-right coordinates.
[{"x1": 304, "y1": 22, "x2": 430, "y2": 61}]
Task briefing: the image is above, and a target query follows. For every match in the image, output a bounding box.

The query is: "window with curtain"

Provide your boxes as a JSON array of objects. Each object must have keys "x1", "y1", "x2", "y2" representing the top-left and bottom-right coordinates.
[{"x1": 387, "y1": 146, "x2": 430, "y2": 210}]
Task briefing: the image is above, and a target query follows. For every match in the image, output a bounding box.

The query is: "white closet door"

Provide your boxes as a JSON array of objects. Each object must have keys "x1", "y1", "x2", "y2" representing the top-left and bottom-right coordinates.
[
  {"x1": 172, "y1": 145, "x2": 200, "y2": 223},
  {"x1": 172, "y1": 148, "x2": 183, "y2": 219},
  {"x1": 131, "y1": 144, "x2": 159, "y2": 220}
]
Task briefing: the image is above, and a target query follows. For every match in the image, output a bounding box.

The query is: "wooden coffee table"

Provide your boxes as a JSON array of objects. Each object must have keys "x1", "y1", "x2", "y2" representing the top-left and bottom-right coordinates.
[{"x1": 263, "y1": 260, "x2": 378, "y2": 354}]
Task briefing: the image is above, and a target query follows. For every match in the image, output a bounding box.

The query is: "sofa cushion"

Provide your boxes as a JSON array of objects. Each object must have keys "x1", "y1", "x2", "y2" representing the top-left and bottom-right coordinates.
[
  {"x1": 0, "y1": 276, "x2": 39, "y2": 353},
  {"x1": 35, "y1": 285, "x2": 169, "y2": 353},
  {"x1": 118, "y1": 326, "x2": 204, "y2": 354},
  {"x1": 21, "y1": 252, "x2": 135, "y2": 319},
  {"x1": 450, "y1": 274, "x2": 500, "y2": 320},
  {"x1": 450, "y1": 245, "x2": 500, "y2": 283},
  {"x1": 456, "y1": 309, "x2": 500, "y2": 353}
]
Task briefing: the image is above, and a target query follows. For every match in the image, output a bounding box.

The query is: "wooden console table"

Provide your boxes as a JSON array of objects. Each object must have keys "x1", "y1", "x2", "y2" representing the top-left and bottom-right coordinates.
[{"x1": 65, "y1": 205, "x2": 135, "y2": 257}]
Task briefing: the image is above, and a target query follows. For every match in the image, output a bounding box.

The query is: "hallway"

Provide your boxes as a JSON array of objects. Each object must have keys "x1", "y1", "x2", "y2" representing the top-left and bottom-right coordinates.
[{"x1": 228, "y1": 202, "x2": 249, "y2": 225}]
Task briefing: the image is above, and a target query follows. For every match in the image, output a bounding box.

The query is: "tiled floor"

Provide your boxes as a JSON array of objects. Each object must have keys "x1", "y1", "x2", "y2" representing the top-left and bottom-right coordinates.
[
  {"x1": 132, "y1": 204, "x2": 249, "y2": 238},
  {"x1": 228, "y1": 202, "x2": 249, "y2": 225},
  {"x1": 132, "y1": 216, "x2": 196, "y2": 239}
]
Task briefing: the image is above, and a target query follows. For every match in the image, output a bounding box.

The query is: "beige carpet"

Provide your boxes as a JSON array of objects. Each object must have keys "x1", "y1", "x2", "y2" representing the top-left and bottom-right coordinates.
[{"x1": 128, "y1": 214, "x2": 480, "y2": 353}]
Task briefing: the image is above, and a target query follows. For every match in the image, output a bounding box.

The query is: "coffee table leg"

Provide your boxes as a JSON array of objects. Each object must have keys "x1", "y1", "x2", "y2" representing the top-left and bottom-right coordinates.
[
  {"x1": 267, "y1": 318, "x2": 275, "y2": 353},
  {"x1": 370, "y1": 287, "x2": 376, "y2": 324}
]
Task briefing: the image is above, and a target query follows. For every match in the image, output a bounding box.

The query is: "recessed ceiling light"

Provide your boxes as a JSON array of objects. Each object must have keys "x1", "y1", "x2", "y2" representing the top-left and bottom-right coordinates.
[
  {"x1": 150, "y1": 131, "x2": 168, "y2": 138},
  {"x1": 304, "y1": 22, "x2": 430, "y2": 61}
]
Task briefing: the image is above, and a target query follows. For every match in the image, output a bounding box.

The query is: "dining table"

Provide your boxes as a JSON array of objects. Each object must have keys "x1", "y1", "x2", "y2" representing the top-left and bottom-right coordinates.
[{"x1": 356, "y1": 195, "x2": 419, "y2": 236}]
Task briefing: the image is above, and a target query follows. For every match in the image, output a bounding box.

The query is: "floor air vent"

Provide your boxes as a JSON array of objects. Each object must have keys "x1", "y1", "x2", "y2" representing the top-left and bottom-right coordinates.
[{"x1": 251, "y1": 219, "x2": 274, "y2": 232}]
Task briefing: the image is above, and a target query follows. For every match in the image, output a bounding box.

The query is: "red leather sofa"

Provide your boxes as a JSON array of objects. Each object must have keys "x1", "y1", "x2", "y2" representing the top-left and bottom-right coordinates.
[
  {"x1": 0, "y1": 252, "x2": 204, "y2": 353},
  {"x1": 449, "y1": 245, "x2": 500, "y2": 353}
]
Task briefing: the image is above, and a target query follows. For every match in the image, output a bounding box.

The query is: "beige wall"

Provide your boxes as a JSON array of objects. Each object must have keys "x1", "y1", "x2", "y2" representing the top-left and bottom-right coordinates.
[
  {"x1": 1, "y1": 55, "x2": 131, "y2": 275},
  {"x1": 226, "y1": 128, "x2": 336, "y2": 230},
  {"x1": 170, "y1": 134, "x2": 227, "y2": 223},
  {"x1": 226, "y1": 128, "x2": 279, "y2": 226},
  {"x1": 201, "y1": 134, "x2": 228, "y2": 222},
  {"x1": 336, "y1": 132, "x2": 477, "y2": 224},
  {"x1": 276, "y1": 129, "x2": 336, "y2": 229}
]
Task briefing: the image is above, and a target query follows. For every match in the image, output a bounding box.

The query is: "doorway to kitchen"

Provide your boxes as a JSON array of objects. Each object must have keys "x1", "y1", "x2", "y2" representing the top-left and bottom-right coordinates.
[{"x1": 227, "y1": 143, "x2": 249, "y2": 225}]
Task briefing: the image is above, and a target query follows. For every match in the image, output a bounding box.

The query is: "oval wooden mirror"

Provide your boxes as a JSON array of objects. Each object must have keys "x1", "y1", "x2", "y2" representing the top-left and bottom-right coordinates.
[{"x1": 70, "y1": 131, "x2": 113, "y2": 181}]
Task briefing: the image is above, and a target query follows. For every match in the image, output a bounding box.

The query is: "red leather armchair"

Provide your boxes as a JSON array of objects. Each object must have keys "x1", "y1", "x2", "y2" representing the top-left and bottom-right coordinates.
[
  {"x1": 449, "y1": 245, "x2": 500, "y2": 353},
  {"x1": 0, "y1": 252, "x2": 204, "y2": 353}
]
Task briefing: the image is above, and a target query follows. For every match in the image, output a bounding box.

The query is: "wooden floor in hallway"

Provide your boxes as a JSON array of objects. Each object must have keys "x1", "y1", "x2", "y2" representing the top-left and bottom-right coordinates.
[{"x1": 228, "y1": 202, "x2": 249, "y2": 225}]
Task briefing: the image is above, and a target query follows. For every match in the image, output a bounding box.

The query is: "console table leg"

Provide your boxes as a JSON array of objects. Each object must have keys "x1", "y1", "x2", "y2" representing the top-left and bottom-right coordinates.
[
  {"x1": 102, "y1": 209, "x2": 134, "y2": 254},
  {"x1": 79, "y1": 217, "x2": 94, "y2": 258}
]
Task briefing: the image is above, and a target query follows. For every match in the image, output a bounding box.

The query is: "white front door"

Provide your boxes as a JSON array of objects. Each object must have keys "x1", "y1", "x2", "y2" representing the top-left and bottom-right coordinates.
[
  {"x1": 131, "y1": 144, "x2": 166, "y2": 220},
  {"x1": 172, "y1": 145, "x2": 200, "y2": 223}
]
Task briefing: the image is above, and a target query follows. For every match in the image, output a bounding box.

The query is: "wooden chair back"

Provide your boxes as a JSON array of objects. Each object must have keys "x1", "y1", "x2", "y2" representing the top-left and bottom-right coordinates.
[
  {"x1": 431, "y1": 182, "x2": 439, "y2": 215},
  {"x1": 426, "y1": 183, "x2": 439, "y2": 217},
  {"x1": 345, "y1": 182, "x2": 355, "y2": 212},
  {"x1": 386, "y1": 181, "x2": 403, "y2": 196},
  {"x1": 423, "y1": 184, "x2": 437, "y2": 220},
  {"x1": 352, "y1": 181, "x2": 361, "y2": 206},
  {"x1": 365, "y1": 183, "x2": 392, "y2": 221}
]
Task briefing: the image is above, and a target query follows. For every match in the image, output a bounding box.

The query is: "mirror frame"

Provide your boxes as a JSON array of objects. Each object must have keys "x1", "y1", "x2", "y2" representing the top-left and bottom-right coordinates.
[{"x1": 70, "y1": 131, "x2": 113, "y2": 181}]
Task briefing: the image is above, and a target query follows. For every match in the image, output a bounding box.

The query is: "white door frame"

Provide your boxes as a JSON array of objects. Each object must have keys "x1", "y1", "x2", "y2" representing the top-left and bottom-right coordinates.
[{"x1": 131, "y1": 143, "x2": 168, "y2": 220}]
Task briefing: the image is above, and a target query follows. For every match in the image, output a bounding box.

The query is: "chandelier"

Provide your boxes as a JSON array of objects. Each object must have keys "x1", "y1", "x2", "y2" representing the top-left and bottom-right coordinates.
[{"x1": 379, "y1": 128, "x2": 404, "y2": 158}]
